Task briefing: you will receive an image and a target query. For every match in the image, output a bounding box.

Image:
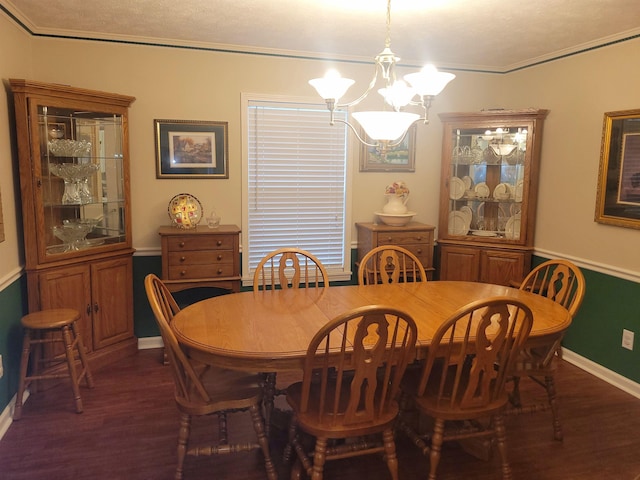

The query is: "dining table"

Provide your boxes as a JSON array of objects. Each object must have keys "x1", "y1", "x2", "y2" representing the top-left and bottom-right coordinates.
[{"x1": 171, "y1": 280, "x2": 572, "y2": 373}]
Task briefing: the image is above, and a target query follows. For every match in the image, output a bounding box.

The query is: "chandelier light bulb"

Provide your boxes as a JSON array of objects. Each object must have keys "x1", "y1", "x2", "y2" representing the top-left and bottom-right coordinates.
[
  {"x1": 308, "y1": 69, "x2": 355, "y2": 102},
  {"x1": 378, "y1": 80, "x2": 415, "y2": 110},
  {"x1": 404, "y1": 64, "x2": 456, "y2": 97},
  {"x1": 352, "y1": 111, "x2": 420, "y2": 141}
]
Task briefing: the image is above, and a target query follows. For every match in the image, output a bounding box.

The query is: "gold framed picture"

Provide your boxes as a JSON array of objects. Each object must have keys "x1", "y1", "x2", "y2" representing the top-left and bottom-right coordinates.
[
  {"x1": 595, "y1": 109, "x2": 640, "y2": 229},
  {"x1": 359, "y1": 125, "x2": 416, "y2": 172}
]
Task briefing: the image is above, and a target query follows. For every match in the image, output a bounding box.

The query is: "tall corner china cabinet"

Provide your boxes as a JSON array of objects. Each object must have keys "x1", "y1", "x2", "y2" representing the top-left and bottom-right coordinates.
[
  {"x1": 10, "y1": 79, "x2": 137, "y2": 369},
  {"x1": 437, "y1": 109, "x2": 548, "y2": 286}
]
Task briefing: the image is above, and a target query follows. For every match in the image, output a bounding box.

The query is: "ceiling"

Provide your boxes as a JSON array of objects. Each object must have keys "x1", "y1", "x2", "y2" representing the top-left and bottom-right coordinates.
[{"x1": 3, "y1": 0, "x2": 640, "y2": 73}]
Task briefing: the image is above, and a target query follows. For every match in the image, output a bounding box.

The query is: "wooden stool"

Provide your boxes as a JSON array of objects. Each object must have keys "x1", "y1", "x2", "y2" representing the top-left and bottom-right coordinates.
[{"x1": 14, "y1": 308, "x2": 94, "y2": 420}]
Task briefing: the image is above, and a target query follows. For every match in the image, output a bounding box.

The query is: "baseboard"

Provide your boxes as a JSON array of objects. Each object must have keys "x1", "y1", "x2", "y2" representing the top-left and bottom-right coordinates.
[
  {"x1": 0, "y1": 390, "x2": 29, "y2": 441},
  {"x1": 138, "y1": 336, "x2": 163, "y2": 350},
  {"x1": 562, "y1": 348, "x2": 640, "y2": 399}
]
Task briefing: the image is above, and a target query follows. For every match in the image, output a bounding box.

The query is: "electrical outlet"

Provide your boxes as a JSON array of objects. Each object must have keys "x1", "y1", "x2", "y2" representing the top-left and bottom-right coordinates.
[{"x1": 622, "y1": 329, "x2": 635, "y2": 351}]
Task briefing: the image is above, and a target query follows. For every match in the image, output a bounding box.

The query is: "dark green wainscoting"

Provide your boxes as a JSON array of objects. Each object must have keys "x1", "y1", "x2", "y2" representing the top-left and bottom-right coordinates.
[
  {"x1": 0, "y1": 276, "x2": 28, "y2": 413},
  {"x1": 561, "y1": 266, "x2": 640, "y2": 383}
]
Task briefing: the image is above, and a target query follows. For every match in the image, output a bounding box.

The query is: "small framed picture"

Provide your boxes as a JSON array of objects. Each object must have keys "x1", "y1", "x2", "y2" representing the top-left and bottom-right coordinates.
[
  {"x1": 359, "y1": 124, "x2": 416, "y2": 172},
  {"x1": 154, "y1": 119, "x2": 229, "y2": 178}
]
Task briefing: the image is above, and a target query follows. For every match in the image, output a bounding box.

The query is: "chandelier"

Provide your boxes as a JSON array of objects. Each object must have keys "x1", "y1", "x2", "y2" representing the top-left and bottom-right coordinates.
[{"x1": 308, "y1": 0, "x2": 455, "y2": 152}]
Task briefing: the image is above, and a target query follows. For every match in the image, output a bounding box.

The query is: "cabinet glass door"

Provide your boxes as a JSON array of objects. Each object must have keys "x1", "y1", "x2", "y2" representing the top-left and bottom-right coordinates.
[
  {"x1": 36, "y1": 104, "x2": 127, "y2": 256},
  {"x1": 445, "y1": 125, "x2": 529, "y2": 242}
]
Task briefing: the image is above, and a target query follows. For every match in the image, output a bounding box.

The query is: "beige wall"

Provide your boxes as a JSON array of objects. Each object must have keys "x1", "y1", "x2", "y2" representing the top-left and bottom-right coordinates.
[
  {"x1": 2, "y1": 9, "x2": 639, "y2": 279},
  {"x1": 500, "y1": 38, "x2": 640, "y2": 275},
  {"x1": 0, "y1": 13, "x2": 32, "y2": 283}
]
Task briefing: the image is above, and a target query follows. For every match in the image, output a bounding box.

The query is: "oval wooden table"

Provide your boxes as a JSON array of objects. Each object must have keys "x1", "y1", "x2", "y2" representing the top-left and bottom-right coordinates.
[{"x1": 172, "y1": 281, "x2": 571, "y2": 372}]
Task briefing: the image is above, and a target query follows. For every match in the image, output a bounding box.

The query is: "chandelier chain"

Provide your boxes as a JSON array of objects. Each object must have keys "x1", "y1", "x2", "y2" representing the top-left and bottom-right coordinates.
[{"x1": 385, "y1": 0, "x2": 392, "y2": 49}]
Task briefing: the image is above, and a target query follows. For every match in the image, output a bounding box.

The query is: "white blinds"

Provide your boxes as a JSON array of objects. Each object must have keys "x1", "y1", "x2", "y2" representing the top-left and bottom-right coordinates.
[{"x1": 244, "y1": 98, "x2": 349, "y2": 282}]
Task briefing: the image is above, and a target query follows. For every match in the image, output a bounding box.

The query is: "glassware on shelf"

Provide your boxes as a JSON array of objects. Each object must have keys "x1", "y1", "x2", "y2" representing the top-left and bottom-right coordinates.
[
  {"x1": 47, "y1": 139, "x2": 92, "y2": 157},
  {"x1": 49, "y1": 163, "x2": 99, "y2": 204},
  {"x1": 51, "y1": 218, "x2": 101, "y2": 252}
]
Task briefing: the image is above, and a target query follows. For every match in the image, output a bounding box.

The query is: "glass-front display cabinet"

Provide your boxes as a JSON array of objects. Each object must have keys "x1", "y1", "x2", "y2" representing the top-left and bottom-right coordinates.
[
  {"x1": 10, "y1": 79, "x2": 137, "y2": 366},
  {"x1": 437, "y1": 109, "x2": 548, "y2": 286}
]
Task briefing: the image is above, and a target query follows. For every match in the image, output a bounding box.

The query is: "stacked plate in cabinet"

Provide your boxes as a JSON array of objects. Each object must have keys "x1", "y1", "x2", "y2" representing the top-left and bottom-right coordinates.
[{"x1": 448, "y1": 210, "x2": 470, "y2": 236}]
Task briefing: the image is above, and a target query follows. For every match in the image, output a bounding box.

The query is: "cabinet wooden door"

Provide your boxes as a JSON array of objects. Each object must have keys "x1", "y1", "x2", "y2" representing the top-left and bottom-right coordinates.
[
  {"x1": 479, "y1": 249, "x2": 528, "y2": 285},
  {"x1": 439, "y1": 245, "x2": 480, "y2": 282},
  {"x1": 91, "y1": 257, "x2": 134, "y2": 350},
  {"x1": 36, "y1": 256, "x2": 133, "y2": 352},
  {"x1": 38, "y1": 264, "x2": 93, "y2": 352}
]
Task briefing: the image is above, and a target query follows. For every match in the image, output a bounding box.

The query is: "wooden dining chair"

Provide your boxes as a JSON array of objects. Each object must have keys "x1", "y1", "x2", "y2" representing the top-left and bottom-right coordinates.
[
  {"x1": 508, "y1": 259, "x2": 586, "y2": 441},
  {"x1": 144, "y1": 274, "x2": 277, "y2": 480},
  {"x1": 284, "y1": 304, "x2": 418, "y2": 480},
  {"x1": 253, "y1": 247, "x2": 329, "y2": 291},
  {"x1": 358, "y1": 245, "x2": 428, "y2": 285},
  {"x1": 397, "y1": 297, "x2": 533, "y2": 480},
  {"x1": 253, "y1": 247, "x2": 330, "y2": 432}
]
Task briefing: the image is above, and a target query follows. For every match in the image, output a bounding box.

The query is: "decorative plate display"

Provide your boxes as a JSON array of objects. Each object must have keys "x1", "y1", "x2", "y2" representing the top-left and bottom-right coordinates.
[
  {"x1": 462, "y1": 175, "x2": 474, "y2": 191},
  {"x1": 168, "y1": 193, "x2": 203, "y2": 229},
  {"x1": 514, "y1": 179, "x2": 524, "y2": 202},
  {"x1": 449, "y1": 176, "x2": 465, "y2": 200},
  {"x1": 474, "y1": 182, "x2": 490, "y2": 198},
  {"x1": 459, "y1": 206, "x2": 473, "y2": 226},
  {"x1": 493, "y1": 183, "x2": 511, "y2": 200},
  {"x1": 448, "y1": 211, "x2": 469, "y2": 236},
  {"x1": 505, "y1": 215, "x2": 521, "y2": 239}
]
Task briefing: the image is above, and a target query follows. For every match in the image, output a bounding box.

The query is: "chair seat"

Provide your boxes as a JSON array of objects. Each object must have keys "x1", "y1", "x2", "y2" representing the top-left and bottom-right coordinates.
[
  {"x1": 287, "y1": 380, "x2": 399, "y2": 438},
  {"x1": 21, "y1": 308, "x2": 79, "y2": 329},
  {"x1": 177, "y1": 366, "x2": 264, "y2": 414},
  {"x1": 402, "y1": 365, "x2": 508, "y2": 421}
]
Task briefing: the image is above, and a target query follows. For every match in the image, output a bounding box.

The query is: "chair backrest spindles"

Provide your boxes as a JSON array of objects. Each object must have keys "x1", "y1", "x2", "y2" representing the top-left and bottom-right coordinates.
[
  {"x1": 254, "y1": 247, "x2": 329, "y2": 291},
  {"x1": 417, "y1": 297, "x2": 533, "y2": 411},
  {"x1": 520, "y1": 259, "x2": 585, "y2": 317},
  {"x1": 144, "y1": 274, "x2": 210, "y2": 403},
  {"x1": 358, "y1": 245, "x2": 428, "y2": 285},
  {"x1": 300, "y1": 305, "x2": 417, "y2": 428}
]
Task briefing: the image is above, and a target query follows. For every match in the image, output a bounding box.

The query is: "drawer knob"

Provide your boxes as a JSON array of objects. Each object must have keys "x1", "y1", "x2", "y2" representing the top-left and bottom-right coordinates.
[
  {"x1": 179, "y1": 241, "x2": 185, "y2": 248},
  {"x1": 180, "y1": 270, "x2": 187, "y2": 276},
  {"x1": 216, "y1": 240, "x2": 223, "y2": 246},
  {"x1": 417, "y1": 236, "x2": 422, "y2": 241},
  {"x1": 386, "y1": 236, "x2": 392, "y2": 242},
  {"x1": 217, "y1": 254, "x2": 223, "y2": 261},
  {"x1": 180, "y1": 256, "x2": 186, "y2": 262},
  {"x1": 417, "y1": 248, "x2": 423, "y2": 254},
  {"x1": 217, "y1": 268, "x2": 223, "y2": 275}
]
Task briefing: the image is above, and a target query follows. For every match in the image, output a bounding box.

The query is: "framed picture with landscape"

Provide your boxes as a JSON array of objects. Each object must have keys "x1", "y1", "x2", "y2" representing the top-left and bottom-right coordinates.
[
  {"x1": 595, "y1": 109, "x2": 640, "y2": 229},
  {"x1": 359, "y1": 124, "x2": 416, "y2": 172},
  {"x1": 154, "y1": 119, "x2": 228, "y2": 178}
]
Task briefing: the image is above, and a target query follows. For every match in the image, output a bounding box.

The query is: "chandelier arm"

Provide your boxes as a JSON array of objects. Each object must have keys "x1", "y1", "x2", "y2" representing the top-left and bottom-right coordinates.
[
  {"x1": 336, "y1": 66, "x2": 382, "y2": 108},
  {"x1": 406, "y1": 95, "x2": 434, "y2": 124},
  {"x1": 331, "y1": 118, "x2": 380, "y2": 148}
]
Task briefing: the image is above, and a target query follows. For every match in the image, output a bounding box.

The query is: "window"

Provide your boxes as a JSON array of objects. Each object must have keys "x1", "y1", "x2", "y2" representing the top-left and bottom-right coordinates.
[{"x1": 241, "y1": 95, "x2": 352, "y2": 284}]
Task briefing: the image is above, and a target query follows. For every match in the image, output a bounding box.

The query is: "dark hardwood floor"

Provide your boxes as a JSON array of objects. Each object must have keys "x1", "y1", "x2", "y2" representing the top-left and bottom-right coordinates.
[{"x1": 1, "y1": 348, "x2": 639, "y2": 480}]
